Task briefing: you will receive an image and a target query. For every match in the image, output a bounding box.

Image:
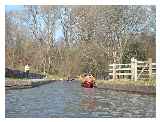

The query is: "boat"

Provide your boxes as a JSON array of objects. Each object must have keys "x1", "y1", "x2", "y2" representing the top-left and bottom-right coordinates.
[
  {"x1": 81, "y1": 81, "x2": 95, "y2": 88},
  {"x1": 80, "y1": 73, "x2": 96, "y2": 88}
]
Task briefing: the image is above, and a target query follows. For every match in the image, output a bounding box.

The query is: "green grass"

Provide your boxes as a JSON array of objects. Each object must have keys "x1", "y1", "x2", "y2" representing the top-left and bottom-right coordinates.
[{"x1": 96, "y1": 79, "x2": 156, "y2": 87}]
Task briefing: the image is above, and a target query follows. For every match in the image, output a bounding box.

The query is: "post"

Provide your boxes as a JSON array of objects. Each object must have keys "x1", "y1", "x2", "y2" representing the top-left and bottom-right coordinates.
[
  {"x1": 131, "y1": 57, "x2": 135, "y2": 81},
  {"x1": 113, "y1": 63, "x2": 116, "y2": 80},
  {"x1": 134, "y1": 58, "x2": 137, "y2": 81},
  {"x1": 148, "y1": 58, "x2": 152, "y2": 80}
]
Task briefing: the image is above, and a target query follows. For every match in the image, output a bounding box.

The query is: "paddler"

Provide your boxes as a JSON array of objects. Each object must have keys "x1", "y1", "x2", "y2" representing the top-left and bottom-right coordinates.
[{"x1": 83, "y1": 72, "x2": 96, "y2": 88}]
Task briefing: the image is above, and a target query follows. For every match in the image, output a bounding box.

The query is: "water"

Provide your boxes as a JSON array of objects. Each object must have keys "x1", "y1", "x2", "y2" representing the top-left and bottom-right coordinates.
[{"x1": 5, "y1": 80, "x2": 156, "y2": 118}]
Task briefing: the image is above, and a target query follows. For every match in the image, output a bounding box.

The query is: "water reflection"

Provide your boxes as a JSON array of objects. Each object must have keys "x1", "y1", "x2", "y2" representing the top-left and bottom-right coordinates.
[
  {"x1": 5, "y1": 81, "x2": 156, "y2": 118},
  {"x1": 80, "y1": 88, "x2": 96, "y2": 111}
]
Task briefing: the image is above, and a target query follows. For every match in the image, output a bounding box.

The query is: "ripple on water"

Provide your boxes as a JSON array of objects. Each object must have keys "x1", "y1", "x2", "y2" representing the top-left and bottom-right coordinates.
[{"x1": 5, "y1": 81, "x2": 156, "y2": 118}]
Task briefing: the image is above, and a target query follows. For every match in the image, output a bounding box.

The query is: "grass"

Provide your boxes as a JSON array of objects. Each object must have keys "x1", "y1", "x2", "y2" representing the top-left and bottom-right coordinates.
[
  {"x1": 5, "y1": 77, "x2": 29, "y2": 81},
  {"x1": 6, "y1": 74, "x2": 67, "y2": 81},
  {"x1": 96, "y1": 79, "x2": 156, "y2": 87},
  {"x1": 46, "y1": 74, "x2": 67, "y2": 80}
]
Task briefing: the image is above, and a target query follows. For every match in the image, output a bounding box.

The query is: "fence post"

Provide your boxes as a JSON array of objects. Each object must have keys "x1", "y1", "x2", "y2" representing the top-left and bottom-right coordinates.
[
  {"x1": 113, "y1": 63, "x2": 116, "y2": 80},
  {"x1": 148, "y1": 58, "x2": 152, "y2": 80},
  {"x1": 134, "y1": 58, "x2": 137, "y2": 81},
  {"x1": 131, "y1": 57, "x2": 135, "y2": 81}
]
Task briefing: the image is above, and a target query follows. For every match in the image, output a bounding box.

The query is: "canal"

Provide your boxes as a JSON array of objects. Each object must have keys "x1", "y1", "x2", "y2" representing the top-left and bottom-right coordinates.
[{"x1": 5, "y1": 80, "x2": 156, "y2": 118}]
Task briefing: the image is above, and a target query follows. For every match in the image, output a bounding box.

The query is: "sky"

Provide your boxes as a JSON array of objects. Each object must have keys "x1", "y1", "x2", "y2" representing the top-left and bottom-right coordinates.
[
  {"x1": 5, "y1": 5, "x2": 24, "y2": 12},
  {"x1": 5, "y1": 5, "x2": 156, "y2": 42},
  {"x1": 5, "y1": 5, "x2": 64, "y2": 42}
]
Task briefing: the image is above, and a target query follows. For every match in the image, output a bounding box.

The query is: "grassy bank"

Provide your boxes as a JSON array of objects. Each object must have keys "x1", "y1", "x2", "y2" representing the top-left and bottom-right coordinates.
[
  {"x1": 46, "y1": 74, "x2": 67, "y2": 80},
  {"x1": 96, "y1": 79, "x2": 156, "y2": 87},
  {"x1": 5, "y1": 74, "x2": 67, "y2": 81},
  {"x1": 5, "y1": 77, "x2": 30, "y2": 81}
]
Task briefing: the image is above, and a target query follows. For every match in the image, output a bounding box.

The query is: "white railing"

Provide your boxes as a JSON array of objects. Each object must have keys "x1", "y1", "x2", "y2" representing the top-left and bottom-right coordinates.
[{"x1": 109, "y1": 58, "x2": 156, "y2": 81}]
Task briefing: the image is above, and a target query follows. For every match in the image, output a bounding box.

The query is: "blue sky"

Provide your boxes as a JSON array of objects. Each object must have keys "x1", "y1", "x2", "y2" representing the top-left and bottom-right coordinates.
[
  {"x1": 5, "y1": 5, "x2": 64, "y2": 42},
  {"x1": 5, "y1": 5, "x2": 24, "y2": 12}
]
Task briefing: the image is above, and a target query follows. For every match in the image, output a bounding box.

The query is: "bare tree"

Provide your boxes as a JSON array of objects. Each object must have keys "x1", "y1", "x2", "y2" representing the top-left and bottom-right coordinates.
[{"x1": 5, "y1": 5, "x2": 156, "y2": 79}]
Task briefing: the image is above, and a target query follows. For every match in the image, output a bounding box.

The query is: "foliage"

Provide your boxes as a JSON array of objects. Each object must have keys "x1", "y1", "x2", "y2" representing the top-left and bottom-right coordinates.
[
  {"x1": 122, "y1": 41, "x2": 147, "y2": 63},
  {"x1": 5, "y1": 5, "x2": 156, "y2": 79}
]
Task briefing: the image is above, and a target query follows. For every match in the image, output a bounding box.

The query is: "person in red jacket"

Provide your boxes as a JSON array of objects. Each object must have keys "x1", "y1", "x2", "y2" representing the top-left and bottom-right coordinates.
[{"x1": 82, "y1": 73, "x2": 96, "y2": 88}]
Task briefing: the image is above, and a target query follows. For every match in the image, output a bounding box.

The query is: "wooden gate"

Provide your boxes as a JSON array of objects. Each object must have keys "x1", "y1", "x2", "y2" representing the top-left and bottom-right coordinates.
[
  {"x1": 136, "y1": 58, "x2": 156, "y2": 81},
  {"x1": 109, "y1": 57, "x2": 156, "y2": 81}
]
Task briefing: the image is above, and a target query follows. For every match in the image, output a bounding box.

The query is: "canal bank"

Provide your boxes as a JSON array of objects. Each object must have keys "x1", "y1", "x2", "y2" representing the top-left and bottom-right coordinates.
[
  {"x1": 5, "y1": 79, "x2": 57, "y2": 90},
  {"x1": 5, "y1": 67, "x2": 155, "y2": 94},
  {"x1": 96, "y1": 80, "x2": 156, "y2": 95},
  {"x1": 5, "y1": 79, "x2": 156, "y2": 95}
]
